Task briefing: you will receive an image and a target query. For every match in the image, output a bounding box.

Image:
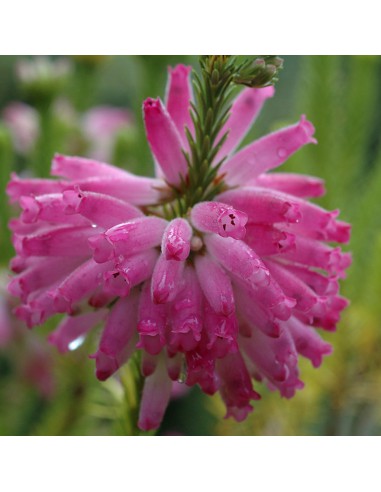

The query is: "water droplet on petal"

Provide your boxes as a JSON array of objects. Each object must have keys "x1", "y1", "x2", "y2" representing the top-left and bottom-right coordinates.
[
  {"x1": 68, "y1": 335, "x2": 85, "y2": 351},
  {"x1": 277, "y1": 148, "x2": 287, "y2": 159}
]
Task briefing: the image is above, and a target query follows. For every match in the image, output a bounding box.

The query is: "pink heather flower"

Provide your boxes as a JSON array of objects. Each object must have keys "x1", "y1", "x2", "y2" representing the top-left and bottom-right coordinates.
[
  {"x1": 82, "y1": 106, "x2": 134, "y2": 161},
  {"x1": 7, "y1": 64, "x2": 351, "y2": 431},
  {"x1": 2, "y1": 102, "x2": 40, "y2": 155}
]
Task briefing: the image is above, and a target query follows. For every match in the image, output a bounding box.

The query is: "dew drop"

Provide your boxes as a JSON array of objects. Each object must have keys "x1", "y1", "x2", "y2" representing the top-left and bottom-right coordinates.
[
  {"x1": 68, "y1": 335, "x2": 85, "y2": 351},
  {"x1": 277, "y1": 148, "x2": 287, "y2": 159}
]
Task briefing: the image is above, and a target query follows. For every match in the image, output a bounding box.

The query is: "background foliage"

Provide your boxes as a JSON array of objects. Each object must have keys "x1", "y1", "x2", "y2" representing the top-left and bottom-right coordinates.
[{"x1": 0, "y1": 55, "x2": 380, "y2": 436}]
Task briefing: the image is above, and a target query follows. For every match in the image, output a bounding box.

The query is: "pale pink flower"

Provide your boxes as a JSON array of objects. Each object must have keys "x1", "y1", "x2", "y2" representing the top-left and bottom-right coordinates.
[
  {"x1": 82, "y1": 106, "x2": 134, "y2": 161},
  {"x1": 7, "y1": 64, "x2": 351, "y2": 430},
  {"x1": 2, "y1": 102, "x2": 39, "y2": 155}
]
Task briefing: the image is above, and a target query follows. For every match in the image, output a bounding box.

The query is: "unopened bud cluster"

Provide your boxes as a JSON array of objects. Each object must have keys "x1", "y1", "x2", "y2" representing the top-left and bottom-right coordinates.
[{"x1": 234, "y1": 56, "x2": 284, "y2": 88}]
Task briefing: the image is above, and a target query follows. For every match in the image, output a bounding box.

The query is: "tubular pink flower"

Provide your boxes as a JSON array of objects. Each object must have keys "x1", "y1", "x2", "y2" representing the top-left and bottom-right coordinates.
[
  {"x1": 89, "y1": 217, "x2": 167, "y2": 263},
  {"x1": 15, "y1": 225, "x2": 98, "y2": 257},
  {"x1": 92, "y1": 292, "x2": 139, "y2": 381},
  {"x1": 195, "y1": 254, "x2": 235, "y2": 316},
  {"x1": 7, "y1": 62, "x2": 351, "y2": 431},
  {"x1": 285, "y1": 316, "x2": 332, "y2": 368},
  {"x1": 7, "y1": 173, "x2": 68, "y2": 203},
  {"x1": 52, "y1": 154, "x2": 129, "y2": 180},
  {"x1": 63, "y1": 188, "x2": 143, "y2": 229},
  {"x1": 53, "y1": 259, "x2": 113, "y2": 313},
  {"x1": 217, "y1": 351, "x2": 261, "y2": 421},
  {"x1": 165, "y1": 64, "x2": 194, "y2": 148},
  {"x1": 143, "y1": 97, "x2": 188, "y2": 186},
  {"x1": 205, "y1": 234, "x2": 271, "y2": 289},
  {"x1": 215, "y1": 86, "x2": 275, "y2": 161},
  {"x1": 48, "y1": 310, "x2": 107, "y2": 353},
  {"x1": 20, "y1": 194, "x2": 89, "y2": 225},
  {"x1": 138, "y1": 357, "x2": 173, "y2": 432},
  {"x1": 218, "y1": 187, "x2": 302, "y2": 224},
  {"x1": 161, "y1": 218, "x2": 192, "y2": 261},
  {"x1": 234, "y1": 283, "x2": 283, "y2": 338},
  {"x1": 244, "y1": 224, "x2": 296, "y2": 256},
  {"x1": 68, "y1": 175, "x2": 163, "y2": 206},
  {"x1": 8, "y1": 256, "x2": 84, "y2": 302},
  {"x1": 151, "y1": 254, "x2": 185, "y2": 305},
  {"x1": 137, "y1": 281, "x2": 167, "y2": 356},
  {"x1": 191, "y1": 202, "x2": 248, "y2": 239},
  {"x1": 221, "y1": 115, "x2": 317, "y2": 186},
  {"x1": 168, "y1": 267, "x2": 203, "y2": 353},
  {"x1": 253, "y1": 173, "x2": 326, "y2": 198}
]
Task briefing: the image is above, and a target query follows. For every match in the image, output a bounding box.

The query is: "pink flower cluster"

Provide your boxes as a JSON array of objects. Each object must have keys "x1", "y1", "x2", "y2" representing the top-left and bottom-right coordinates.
[{"x1": 7, "y1": 65, "x2": 351, "y2": 430}]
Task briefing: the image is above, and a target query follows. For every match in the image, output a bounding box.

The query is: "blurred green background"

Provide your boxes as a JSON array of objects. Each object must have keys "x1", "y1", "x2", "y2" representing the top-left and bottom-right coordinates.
[{"x1": 0, "y1": 55, "x2": 380, "y2": 436}]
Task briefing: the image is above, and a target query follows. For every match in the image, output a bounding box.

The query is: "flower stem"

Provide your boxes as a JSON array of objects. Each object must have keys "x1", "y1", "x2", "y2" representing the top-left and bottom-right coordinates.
[
  {"x1": 176, "y1": 56, "x2": 238, "y2": 213},
  {"x1": 115, "y1": 353, "x2": 156, "y2": 436}
]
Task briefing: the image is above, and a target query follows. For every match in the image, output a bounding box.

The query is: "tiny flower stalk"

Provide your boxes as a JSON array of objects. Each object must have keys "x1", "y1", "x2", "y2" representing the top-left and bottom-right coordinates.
[{"x1": 6, "y1": 56, "x2": 351, "y2": 434}]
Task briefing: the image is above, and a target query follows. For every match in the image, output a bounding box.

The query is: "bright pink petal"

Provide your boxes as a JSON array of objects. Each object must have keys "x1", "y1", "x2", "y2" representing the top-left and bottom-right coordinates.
[
  {"x1": 63, "y1": 188, "x2": 143, "y2": 229},
  {"x1": 138, "y1": 358, "x2": 173, "y2": 431},
  {"x1": 285, "y1": 316, "x2": 332, "y2": 368},
  {"x1": 151, "y1": 254, "x2": 185, "y2": 305},
  {"x1": 168, "y1": 267, "x2": 203, "y2": 353},
  {"x1": 53, "y1": 259, "x2": 113, "y2": 313},
  {"x1": 221, "y1": 115, "x2": 316, "y2": 186},
  {"x1": 7, "y1": 173, "x2": 68, "y2": 204},
  {"x1": 8, "y1": 256, "x2": 84, "y2": 302},
  {"x1": 103, "y1": 249, "x2": 159, "y2": 298},
  {"x1": 137, "y1": 281, "x2": 167, "y2": 356},
  {"x1": 51, "y1": 154, "x2": 129, "y2": 180},
  {"x1": 66, "y1": 175, "x2": 164, "y2": 206},
  {"x1": 195, "y1": 253, "x2": 235, "y2": 316},
  {"x1": 89, "y1": 217, "x2": 167, "y2": 263},
  {"x1": 215, "y1": 86, "x2": 275, "y2": 161},
  {"x1": 165, "y1": 64, "x2": 193, "y2": 147},
  {"x1": 143, "y1": 98, "x2": 188, "y2": 186},
  {"x1": 234, "y1": 282, "x2": 282, "y2": 338},
  {"x1": 205, "y1": 234, "x2": 270, "y2": 288},
  {"x1": 161, "y1": 218, "x2": 192, "y2": 261},
  {"x1": 216, "y1": 351, "x2": 260, "y2": 422},
  {"x1": 191, "y1": 201, "x2": 248, "y2": 240},
  {"x1": 218, "y1": 187, "x2": 301, "y2": 224},
  {"x1": 20, "y1": 194, "x2": 89, "y2": 226},
  {"x1": 253, "y1": 173, "x2": 326, "y2": 198},
  {"x1": 15, "y1": 225, "x2": 99, "y2": 257},
  {"x1": 48, "y1": 310, "x2": 107, "y2": 353},
  {"x1": 93, "y1": 292, "x2": 139, "y2": 380},
  {"x1": 244, "y1": 224, "x2": 296, "y2": 256}
]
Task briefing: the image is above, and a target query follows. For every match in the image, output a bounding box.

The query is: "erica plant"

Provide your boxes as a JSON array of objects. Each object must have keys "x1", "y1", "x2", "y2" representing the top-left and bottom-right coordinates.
[{"x1": 7, "y1": 56, "x2": 351, "y2": 433}]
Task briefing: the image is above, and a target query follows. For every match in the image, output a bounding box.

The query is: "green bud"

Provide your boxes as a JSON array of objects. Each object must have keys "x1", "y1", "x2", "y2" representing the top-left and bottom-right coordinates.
[{"x1": 233, "y1": 55, "x2": 283, "y2": 88}]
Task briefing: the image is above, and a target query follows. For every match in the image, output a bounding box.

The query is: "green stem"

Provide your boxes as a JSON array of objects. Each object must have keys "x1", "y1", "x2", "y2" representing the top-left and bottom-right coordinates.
[
  {"x1": 179, "y1": 56, "x2": 237, "y2": 211},
  {"x1": 115, "y1": 353, "x2": 156, "y2": 436},
  {"x1": 32, "y1": 102, "x2": 57, "y2": 178},
  {"x1": 0, "y1": 124, "x2": 14, "y2": 263}
]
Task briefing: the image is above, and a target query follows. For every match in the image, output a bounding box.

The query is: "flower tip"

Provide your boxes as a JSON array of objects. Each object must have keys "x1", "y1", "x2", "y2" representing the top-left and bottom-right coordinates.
[
  {"x1": 225, "y1": 404, "x2": 254, "y2": 422},
  {"x1": 262, "y1": 84, "x2": 275, "y2": 98},
  {"x1": 19, "y1": 196, "x2": 40, "y2": 223},
  {"x1": 51, "y1": 153, "x2": 65, "y2": 174},
  {"x1": 95, "y1": 369, "x2": 112, "y2": 382},
  {"x1": 63, "y1": 189, "x2": 81, "y2": 214},
  {"x1": 88, "y1": 234, "x2": 113, "y2": 263},
  {"x1": 138, "y1": 417, "x2": 160, "y2": 432},
  {"x1": 168, "y1": 64, "x2": 192, "y2": 77},
  {"x1": 143, "y1": 97, "x2": 162, "y2": 113},
  {"x1": 300, "y1": 115, "x2": 317, "y2": 144}
]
